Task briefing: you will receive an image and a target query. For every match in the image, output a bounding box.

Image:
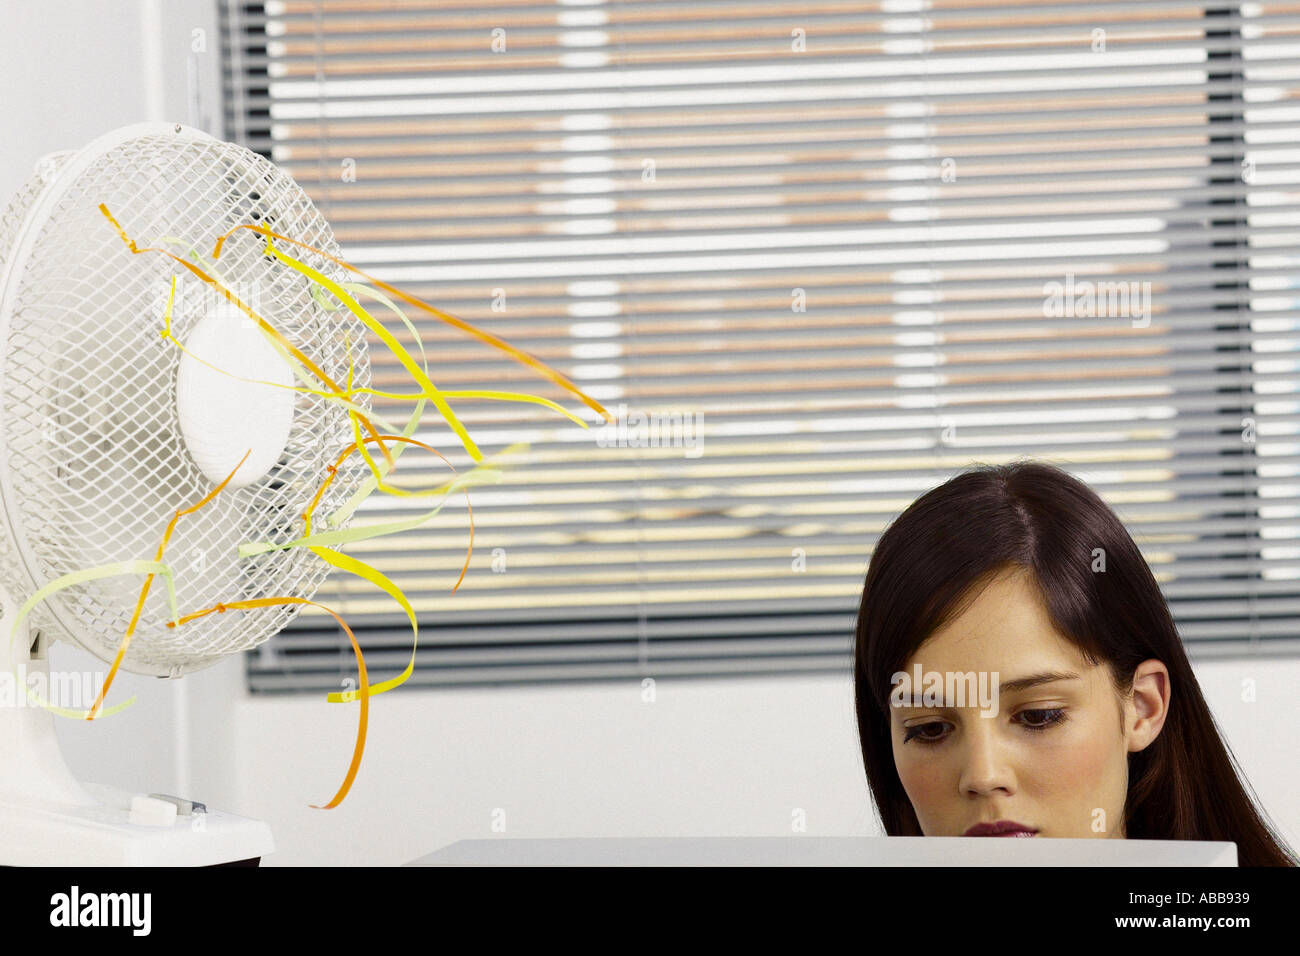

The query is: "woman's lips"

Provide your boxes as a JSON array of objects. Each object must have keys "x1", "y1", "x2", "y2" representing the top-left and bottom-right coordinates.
[{"x1": 963, "y1": 820, "x2": 1038, "y2": 837}]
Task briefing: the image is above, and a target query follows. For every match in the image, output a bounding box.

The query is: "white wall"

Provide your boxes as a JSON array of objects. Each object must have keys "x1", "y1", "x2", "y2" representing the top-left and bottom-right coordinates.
[
  {"x1": 0, "y1": 1, "x2": 143, "y2": 200},
  {"x1": 201, "y1": 670, "x2": 880, "y2": 865},
  {"x1": 201, "y1": 658, "x2": 1299, "y2": 866},
  {"x1": 2, "y1": 1, "x2": 1296, "y2": 866}
]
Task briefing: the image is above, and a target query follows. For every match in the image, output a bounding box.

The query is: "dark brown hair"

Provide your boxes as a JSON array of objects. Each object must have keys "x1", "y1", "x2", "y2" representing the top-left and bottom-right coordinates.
[{"x1": 854, "y1": 458, "x2": 1297, "y2": 866}]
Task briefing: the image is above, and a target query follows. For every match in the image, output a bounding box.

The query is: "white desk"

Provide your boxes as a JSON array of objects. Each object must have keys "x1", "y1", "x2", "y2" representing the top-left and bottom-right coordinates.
[{"x1": 408, "y1": 836, "x2": 1237, "y2": 866}]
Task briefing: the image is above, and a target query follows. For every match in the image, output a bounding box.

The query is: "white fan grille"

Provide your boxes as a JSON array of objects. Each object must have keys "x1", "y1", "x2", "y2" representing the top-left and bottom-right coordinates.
[{"x1": 0, "y1": 128, "x2": 374, "y2": 676}]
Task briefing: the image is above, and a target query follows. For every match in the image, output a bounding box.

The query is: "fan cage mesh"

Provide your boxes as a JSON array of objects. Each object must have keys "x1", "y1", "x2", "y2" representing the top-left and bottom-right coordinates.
[{"x1": 0, "y1": 130, "x2": 374, "y2": 676}]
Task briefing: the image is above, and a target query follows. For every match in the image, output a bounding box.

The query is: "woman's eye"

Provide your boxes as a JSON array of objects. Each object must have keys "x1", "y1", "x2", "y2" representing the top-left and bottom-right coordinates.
[
  {"x1": 903, "y1": 721, "x2": 950, "y2": 744},
  {"x1": 1015, "y1": 707, "x2": 1067, "y2": 730}
]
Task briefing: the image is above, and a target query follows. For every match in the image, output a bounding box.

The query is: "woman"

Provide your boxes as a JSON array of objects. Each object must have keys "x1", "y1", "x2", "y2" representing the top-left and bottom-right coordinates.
[{"x1": 854, "y1": 459, "x2": 1297, "y2": 866}]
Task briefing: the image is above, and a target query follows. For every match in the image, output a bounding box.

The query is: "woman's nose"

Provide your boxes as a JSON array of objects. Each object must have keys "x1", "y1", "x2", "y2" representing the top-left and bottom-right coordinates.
[{"x1": 957, "y1": 719, "x2": 1017, "y2": 797}]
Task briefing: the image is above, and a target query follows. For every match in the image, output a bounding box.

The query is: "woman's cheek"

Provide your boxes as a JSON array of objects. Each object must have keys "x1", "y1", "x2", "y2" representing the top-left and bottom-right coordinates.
[
  {"x1": 1073, "y1": 717, "x2": 1130, "y2": 836},
  {"x1": 895, "y1": 750, "x2": 951, "y2": 834},
  {"x1": 1027, "y1": 717, "x2": 1123, "y2": 835},
  {"x1": 1024, "y1": 724, "x2": 1086, "y2": 787}
]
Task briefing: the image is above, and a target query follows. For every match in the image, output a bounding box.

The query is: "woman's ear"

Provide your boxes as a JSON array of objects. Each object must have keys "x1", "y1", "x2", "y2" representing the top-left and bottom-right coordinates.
[{"x1": 1125, "y1": 658, "x2": 1171, "y2": 753}]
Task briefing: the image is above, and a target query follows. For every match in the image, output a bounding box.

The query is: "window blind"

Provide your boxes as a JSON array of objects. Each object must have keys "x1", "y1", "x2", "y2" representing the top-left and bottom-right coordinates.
[{"x1": 219, "y1": 0, "x2": 1300, "y2": 692}]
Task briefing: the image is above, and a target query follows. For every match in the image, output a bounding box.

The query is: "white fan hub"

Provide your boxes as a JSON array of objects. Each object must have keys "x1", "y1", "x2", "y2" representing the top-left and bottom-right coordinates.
[{"x1": 176, "y1": 301, "x2": 295, "y2": 488}]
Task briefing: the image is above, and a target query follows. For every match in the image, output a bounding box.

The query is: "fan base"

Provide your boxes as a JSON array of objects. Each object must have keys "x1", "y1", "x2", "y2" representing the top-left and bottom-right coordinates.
[{"x1": 0, "y1": 782, "x2": 273, "y2": 866}]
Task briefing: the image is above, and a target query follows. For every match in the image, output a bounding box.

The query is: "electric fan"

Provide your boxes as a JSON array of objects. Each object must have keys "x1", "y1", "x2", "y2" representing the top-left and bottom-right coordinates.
[{"x1": 0, "y1": 122, "x2": 380, "y2": 865}]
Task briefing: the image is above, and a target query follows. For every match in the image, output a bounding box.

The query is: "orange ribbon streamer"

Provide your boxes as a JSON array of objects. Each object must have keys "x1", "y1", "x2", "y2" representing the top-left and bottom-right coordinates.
[
  {"x1": 86, "y1": 448, "x2": 253, "y2": 720},
  {"x1": 168, "y1": 596, "x2": 368, "y2": 809},
  {"x1": 210, "y1": 222, "x2": 614, "y2": 426}
]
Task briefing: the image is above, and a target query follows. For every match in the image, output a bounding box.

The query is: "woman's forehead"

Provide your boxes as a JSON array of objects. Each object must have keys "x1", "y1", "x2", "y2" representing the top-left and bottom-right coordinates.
[{"x1": 907, "y1": 570, "x2": 1085, "y2": 671}]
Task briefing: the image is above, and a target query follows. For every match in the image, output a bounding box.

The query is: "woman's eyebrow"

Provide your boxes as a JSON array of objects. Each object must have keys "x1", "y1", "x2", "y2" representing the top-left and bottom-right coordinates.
[{"x1": 998, "y1": 671, "x2": 1079, "y2": 693}]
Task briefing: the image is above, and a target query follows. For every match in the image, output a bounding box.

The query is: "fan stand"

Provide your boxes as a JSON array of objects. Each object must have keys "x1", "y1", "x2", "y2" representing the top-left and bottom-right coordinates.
[{"x1": 0, "y1": 587, "x2": 273, "y2": 865}]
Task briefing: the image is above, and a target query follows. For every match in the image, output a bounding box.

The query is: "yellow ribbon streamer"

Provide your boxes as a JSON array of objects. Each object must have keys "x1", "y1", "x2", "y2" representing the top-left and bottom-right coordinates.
[
  {"x1": 261, "y1": 236, "x2": 484, "y2": 462},
  {"x1": 211, "y1": 221, "x2": 614, "y2": 427},
  {"x1": 238, "y1": 467, "x2": 498, "y2": 558},
  {"x1": 5, "y1": 559, "x2": 183, "y2": 719},
  {"x1": 304, "y1": 433, "x2": 475, "y2": 702},
  {"x1": 309, "y1": 546, "x2": 419, "y2": 702},
  {"x1": 326, "y1": 279, "x2": 557, "y2": 525}
]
